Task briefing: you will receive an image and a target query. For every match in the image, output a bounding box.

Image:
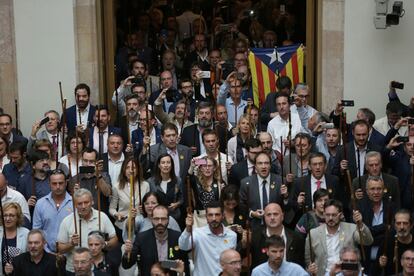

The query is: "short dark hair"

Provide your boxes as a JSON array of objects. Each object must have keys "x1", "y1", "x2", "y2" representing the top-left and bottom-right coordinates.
[
  {"x1": 276, "y1": 76, "x2": 292, "y2": 91},
  {"x1": 394, "y1": 209, "x2": 413, "y2": 225},
  {"x1": 74, "y1": 83, "x2": 91, "y2": 96},
  {"x1": 220, "y1": 185, "x2": 240, "y2": 207},
  {"x1": 197, "y1": 101, "x2": 213, "y2": 113},
  {"x1": 254, "y1": 152, "x2": 271, "y2": 164},
  {"x1": 352, "y1": 119, "x2": 370, "y2": 132},
  {"x1": 206, "y1": 201, "x2": 222, "y2": 213},
  {"x1": 309, "y1": 152, "x2": 327, "y2": 164},
  {"x1": 179, "y1": 78, "x2": 192, "y2": 88},
  {"x1": 131, "y1": 82, "x2": 146, "y2": 92},
  {"x1": 130, "y1": 58, "x2": 147, "y2": 71},
  {"x1": 245, "y1": 138, "x2": 262, "y2": 151},
  {"x1": 73, "y1": 247, "x2": 91, "y2": 257},
  {"x1": 294, "y1": 132, "x2": 312, "y2": 145},
  {"x1": 65, "y1": 131, "x2": 86, "y2": 153},
  {"x1": 161, "y1": 122, "x2": 178, "y2": 136},
  {"x1": 95, "y1": 105, "x2": 110, "y2": 114},
  {"x1": 202, "y1": 129, "x2": 217, "y2": 143},
  {"x1": 29, "y1": 150, "x2": 49, "y2": 165},
  {"x1": 124, "y1": 93, "x2": 139, "y2": 104},
  {"x1": 82, "y1": 147, "x2": 98, "y2": 159},
  {"x1": 386, "y1": 101, "x2": 403, "y2": 115},
  {"x1": 324, "y1": 199, "x2": 343, "y2": 213},
  {"x1": 313, "y1": 188, "x2": 330, "y2": 208},
  {"x1": 0, "y1": 114, "x2": 12, "y2": 124},
  {"x1": 265, "y1": 235, "x2": 285, "y2": 249},
  {"x1": 9, "y1": 141, "x2": 26, "y2": 155}
]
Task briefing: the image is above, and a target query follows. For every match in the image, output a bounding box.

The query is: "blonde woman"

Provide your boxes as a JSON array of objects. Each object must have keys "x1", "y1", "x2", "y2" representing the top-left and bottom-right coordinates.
[{"x1": 227, "y1": 113, "x2": 254, "y2": 163}]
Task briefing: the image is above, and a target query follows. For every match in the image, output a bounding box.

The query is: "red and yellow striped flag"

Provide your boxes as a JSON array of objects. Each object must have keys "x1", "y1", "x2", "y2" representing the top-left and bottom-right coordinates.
[{"x1": 248, "y1": 44, "x2": 305, "y2": 107}]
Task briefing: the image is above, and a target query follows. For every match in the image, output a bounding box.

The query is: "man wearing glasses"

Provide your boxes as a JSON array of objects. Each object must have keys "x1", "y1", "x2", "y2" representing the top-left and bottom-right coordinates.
[
  {"x1": 305, "y1": 199, "x2": 373, "y2": 275},
  {"x1": 291, "y1": 83, "x2": 317, "y2": 134},
  {"x1": 327, "y1": 246, "x2": 366, "y2": 276},
  {"x1": 219, "y1": 249, "x2": 242, "y2": 276}
]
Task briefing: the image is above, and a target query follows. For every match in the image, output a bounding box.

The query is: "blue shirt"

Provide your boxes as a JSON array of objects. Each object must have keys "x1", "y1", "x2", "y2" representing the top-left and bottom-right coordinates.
[
  {"x1": 218, "y1": 82, "x2": 248, "y2": 126},
  {"x1": 17, "y1": 176, "x2": 50, "y2": 200},
  {"x1": 252, "y1": 260, "x2": 308, "y2": 276},
  {"x1": 32, "y1": 192, "x2": 73, "y2": 252},
  {"x1": 2, "y1": 162, "x2": 32, "y2": 190}
]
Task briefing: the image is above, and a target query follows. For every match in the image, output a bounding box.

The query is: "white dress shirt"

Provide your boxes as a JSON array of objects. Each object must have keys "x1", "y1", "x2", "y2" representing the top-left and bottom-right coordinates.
[
  {"x1": 108, "y1": 153, "x2": 125, "y2": 185},
  {"x1": 310, "y1": 175, "x2": 327, "y2": 204},
  {"x1": 76, "y1": 103, "x2": 90, "y2": 127},
  {"x1": 267, "y1": 111, "x2": 303, "y2": 156},
  {"x1": 326, "y1": 226, "x2": 341, "y2": 274},
  {"x1": 354, "y1": 143, "x2": 367, "y2": 177},
  {"x1": 93, "y1": 126, "x2": 109, "y2": 153}
]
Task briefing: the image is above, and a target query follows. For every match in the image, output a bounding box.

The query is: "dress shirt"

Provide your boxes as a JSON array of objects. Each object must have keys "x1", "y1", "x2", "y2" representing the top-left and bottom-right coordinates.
[
  {"x1": 370, "y1": 202, "x2": 383, "y2": 260},
  {"x1": 46, "y1": 131, "x2": 63, "y2": 159},
  {"x1": 258, "y1": 174, "x2": 271, "y2": 210},
  {"x1": 156, "y1": 234, "x2": 168, "y2": 261},
  {"x1": 311, "y1": 175, "x2": 327, "y2": 204},
  {"x1": 0, "y1": 155, "x2": 10, "y2": 173},
  {"x1": 166, "y1": 147, "x2": 180, "y2": 177},
  {"x1": 248, "y1": 159, "x2": 255, "y2": 176},
  {"x1": 252, "y1": 260, "x2": 308, "y2": 276},
  {"x1": 93, "y1": 126, "x2": 109, "y2": 153},
  {"x1": 291, "y1": 104, "x2": 317, "y2": 134},
  {"x1": 58, "y1": 155, "x2": 82, "y2": 178},
  {"x1": 2, "y1": 187, "x2": 31, "y2": 222},
  {"x1": 108, "y1": 153, "x2": 124, "y2": 185},
  {"x1": 128, "y1": 121, "x2": 139, "y2": 141},
  {"x1": 32, "y1": 192, "x2": 73, "y2": 252},
  {"x1": 198, "y1": 128, "x2": 206, "y2": 155},
  {"x1": 267, "y1": 112, "x2": 303, "y2": 156},
  {"x1": 295, "y1": 157, "x2": 309, "y2": 177},
  {"x1": 326, "y1": 226, "x2": 341, "y2": 274},
  {"x1": 354, "y1": 143, "x2": 367, "y2": 177},
  {"x1": 217, "y1": 82, "x2": 248, "y2": 126},
  {"x1": 179, "y1": 224, "x2": 237, "y2": 276},
  {"x1": 76, "y1": 103, "x2": 90, "y2": 127}
]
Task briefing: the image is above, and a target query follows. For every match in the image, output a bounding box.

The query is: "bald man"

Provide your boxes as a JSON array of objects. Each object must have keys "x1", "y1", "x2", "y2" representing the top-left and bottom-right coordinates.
[
  {"x1": 248, "y1": 203, "x2": 305, "y2": 269},
  {"x1": 219, "y1": 249, "x2": 242, "y2": 276}
]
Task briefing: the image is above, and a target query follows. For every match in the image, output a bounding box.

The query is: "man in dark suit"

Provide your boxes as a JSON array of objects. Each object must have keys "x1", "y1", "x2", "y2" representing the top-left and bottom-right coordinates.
[
  {"x1": 332, "y1": 119, "x2": 382, "y2": 180},
  {"x1": 0, "y1": 114, "x2": 28, "y2": 146},
  {"x1": 248, "y1": 203, "x2": 305, "y2": 269},
  {"x1": 183, "y1": 34, "x2": 210, "y2": 75},
  {"x1": 180, "y1": 101, "x2": 214, "y2": 157},
  {"x1": 64, "y1": 83, "x2": 96, "y2": 132},
  {"x1": 131, "y1": 109, "x2": 161, "y2": 156},
  {"x1": 140, "y1": 122, "x2": 192, "y2": 188},
  {"x1": 228, "y1": 138, "x2": 263, "y2": 188},
  {"x1": 87, "y1": 105, "x2": 121, "y2": 155},
  {"x1": 239, "y1": 152, "x2": 292, "y2": 229},
  {"x1": 352, "y1": 151, "x2": 400, "y2": 208},
  {"x1": 293, "y1": 152, "x2": 343, "y2": 209},
  {"x1": 121, "y1": 205, "x2": 188, "y2": 276},
  {"x1": 118, "y1": 93, "x2": 140, "y2": 146},
  {"x1": 149, "y1": 71, "x2": 181, "y2": 113}
]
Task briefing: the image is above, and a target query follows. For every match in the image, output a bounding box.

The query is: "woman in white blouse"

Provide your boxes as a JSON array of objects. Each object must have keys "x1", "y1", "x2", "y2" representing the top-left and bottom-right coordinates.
[
  {"x1": 58, "y1": 132, "x2": 84, "y2": 178},
  {"x1": 109, "y1": 157, "x2": 149, "y2": 240},
  {"x1": 0, "y1": 136, "x2": 9, "y2": 173},
  {"x1": 227, "y1": 114, "x2": 254, "y2": 163}
]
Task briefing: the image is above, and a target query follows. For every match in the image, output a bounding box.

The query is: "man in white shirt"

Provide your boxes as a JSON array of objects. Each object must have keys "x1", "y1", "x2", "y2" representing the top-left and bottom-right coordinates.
[
  {"x1": 267, "y1": 94, "x2": 303, "y2": 156},
  {"x1": 105, "y1": 134, "x2": 124, "y2": 185}
]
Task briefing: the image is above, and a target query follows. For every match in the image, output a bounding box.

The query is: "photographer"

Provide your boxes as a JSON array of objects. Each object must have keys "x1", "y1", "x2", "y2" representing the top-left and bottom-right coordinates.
[{"x1": 328, "y1": 246, "x2": 366, "y2": 276}]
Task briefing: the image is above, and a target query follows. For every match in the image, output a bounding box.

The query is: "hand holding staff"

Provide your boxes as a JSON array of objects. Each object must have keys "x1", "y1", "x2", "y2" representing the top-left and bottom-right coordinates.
[
  {"x1": 186, "y1": 176, "x2": 195, "y2": 260},
  {"x1": 127, "y1": 175, "x2": 134, "y2": 261}
]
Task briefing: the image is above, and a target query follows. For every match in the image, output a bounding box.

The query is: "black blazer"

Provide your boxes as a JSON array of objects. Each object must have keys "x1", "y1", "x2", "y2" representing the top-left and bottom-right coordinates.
[
  {"x1": 121, "y1": 229, "x2": 189, "y2": 276},
  {"x1": 250, "y1": 226, "x2": 305, "y2": 269},
  {"x1": 292, "y1": 174, "x2": 343, "y2": 208},
  {"x1": 64, "y1": 104, "x2": 96, "y2": 132},
  {"x1": 179, "y1": 124, "x2": 202, "y2": 156},
  {"x1": 229, "y1": 160, "x2": 282, "y2": 188}
]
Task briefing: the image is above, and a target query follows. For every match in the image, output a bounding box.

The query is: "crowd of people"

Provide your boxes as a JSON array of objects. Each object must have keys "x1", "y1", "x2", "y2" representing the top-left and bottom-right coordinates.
[{"x1": 1, "y1": 0, "x2": 414, "y2": 276}]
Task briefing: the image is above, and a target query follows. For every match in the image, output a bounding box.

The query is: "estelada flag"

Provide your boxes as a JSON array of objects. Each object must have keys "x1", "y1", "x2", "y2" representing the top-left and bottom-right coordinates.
[{"x1": 248, "y1": 44, "x2": 304, "y2": 107}]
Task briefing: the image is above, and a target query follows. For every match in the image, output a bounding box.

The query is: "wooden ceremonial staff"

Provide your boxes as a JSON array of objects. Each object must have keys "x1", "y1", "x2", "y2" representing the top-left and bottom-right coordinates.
[
  {"x1": 305, "y1": 210, "x2": 315, "y2": 268},
  {"x1": 61, "y1": 99, "x2": 67, "y2": 160},
  {"x1": 127, "y1": 174, "x2": 134, "y2": 261},
  {"x1": 381, "y1": 195, "x2": 392, "y2": 276},
  {"x1": 394, "y1": 234, "x2": 399, "y2": 275},
  {"x1": 14, "y1": 99, "x2": 19, "y2": 133},
  {"x1": 288, "y1": 107, "x2": 292, "y2": 174},
  {"x1": 145, "y1": 101, "x2": 151, "y2": 161},
  {"x1": 114, "y1": 65, "x2": 120, "y2": 128},
  {"x1": 299, "y1": 137, "x2": 306, "y2": 213},
  {"x1": 186, "y1": 176, "x2": 195, "y2": 261},
  {"x1": 356, "y1": 148, "x2": 362, "y2": 190},
  {"x1": 245, "y1": 183, "x2": 251, "y2": 275},
  {"x1": 341, "y1": 113, "x2": 365, "y2": 261},
  {"x1": 280, "y1": 136, "x2": 284, "y2": 179},
  {"x1": 56, "y1": 241, "x2": 62, "y2": 276},
  {"x1": 136, "y1": 161, "x2": 141, "y2": 206}
]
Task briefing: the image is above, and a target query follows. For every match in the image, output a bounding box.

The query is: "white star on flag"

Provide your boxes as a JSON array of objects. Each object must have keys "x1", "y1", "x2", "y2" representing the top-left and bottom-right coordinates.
[{"x1": 266, "y1": 49, "x2": 286, "y2": 66}]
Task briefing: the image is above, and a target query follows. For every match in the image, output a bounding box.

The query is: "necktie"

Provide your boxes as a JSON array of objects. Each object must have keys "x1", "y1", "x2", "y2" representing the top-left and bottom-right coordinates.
[
  {"x1": 98, "y1": 131, "x2": 104, "y2": 154},
  {"x1": 251, "y1": 166, "x2": 256, "y2": 176},
  {"x1": 316, "y1": 180, "x2": 322, "y2": 190},
  {"x1": 52, "y1": 135, "x2": 58, "y2": 160},
  {"x1": 262, "y1": 180, "x2": 268, "y2": 209}
]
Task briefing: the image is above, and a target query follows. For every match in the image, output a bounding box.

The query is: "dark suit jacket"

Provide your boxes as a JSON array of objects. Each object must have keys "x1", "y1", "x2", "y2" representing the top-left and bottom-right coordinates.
[
  {"x1": 131, "y1": 126, "x2": 162, "y2": 156},
  {"x1": 332, "y1": 141, "x2": 382, "y2": 179},
  {"x1": 179, "y1": 124, "x2": 203, "y2": 156},
  {"x1": 87, "y1": 126, "x2": 122, "y2": 150},
  {"x1": 229, "y1": 160, "x2": 280, "y2": 188},
  {"x1": 10, "y1": 129, "x2": 28, "y2": 147},
  {"x1": 292, "y1": 174, "x2": 343, "y2": 208},
  {"x1": 148, "y1": 89, "x2": 181, "y2": 112},
  {"x1": 121, "y1": 229, "x2": 188, "y2": 276},
  {"x1": 352, "y1": 173, "x2": 400, "y2": 208},
  {"x1": 64, "y1": 104, "x2": 96, "y2": 132},
  {"x1": 239, "y1": 173, "x2": 294, "y2": 229},
  {"x1": 250, "y1": 226, "x2": 305, "y2": 269}
]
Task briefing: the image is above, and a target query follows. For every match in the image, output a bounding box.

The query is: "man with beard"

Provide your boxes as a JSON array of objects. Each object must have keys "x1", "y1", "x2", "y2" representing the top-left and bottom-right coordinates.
[
  {"x1": 88, "y1": 105, "x2": 121, "y2": 155},
  {"x1": 257, "y1": 132, "x2": 279, "y2": 165},
  {"x1": 219, "y1": 249, "x2": 242, "y2": 276},
  {"x1": 154, "y1": 86, "x2": 193, "y2": 135},
  {"x1": 179, "y1": 201, "x2": 237, "y2": 276},
  {"x1": 33, "y1": 169, "x2": 73, "y2": 253},
  {"x1": 131, "y1": 108, "x2": 162, "y2": 156},
  {"x1": 376, "y1": 209, "x2": 414, "y2": 275},
  {"x1": 180, "y1": 101, "x2": 214, "y2": 156},
  {"x1": 196, "y1": 129, "x2": 232, "y2": 184},
  {"x1": 119, "y1": 93, "x2": 140, "y2": 144},
  {"x1": 65, "y1": 83, "x2": 96, "y2": 132},
  {"x1": 252, "y1": 235, "x2": 308, "y2": 275},
  {"x1": 112, "y1": 59, "x2": 159, "y2": 116},
  {"x1": 218, "y1": 74, "x2": 248, "y2": 126},
  {"x1": 305, "y1": 199, "x2": 373, "y2": 275},
  {"x1": 6, "y1": 229, "x2": 61, "y2": 275},
  {"x1": 18, "y1": 150, "x2": 51, "y2": 209},
  {"x1": 122, "y1": 205, "x2": 188, "y2": 275},
  {"x1": 58, "y1": 188, "x2": 117, "y2": 274},
  {"x1": 2, "y1": 141, "x2": 31, "y2": 190},
  {"x1": 183, "y1": 33, "x2": 209, "y2": 73}
]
